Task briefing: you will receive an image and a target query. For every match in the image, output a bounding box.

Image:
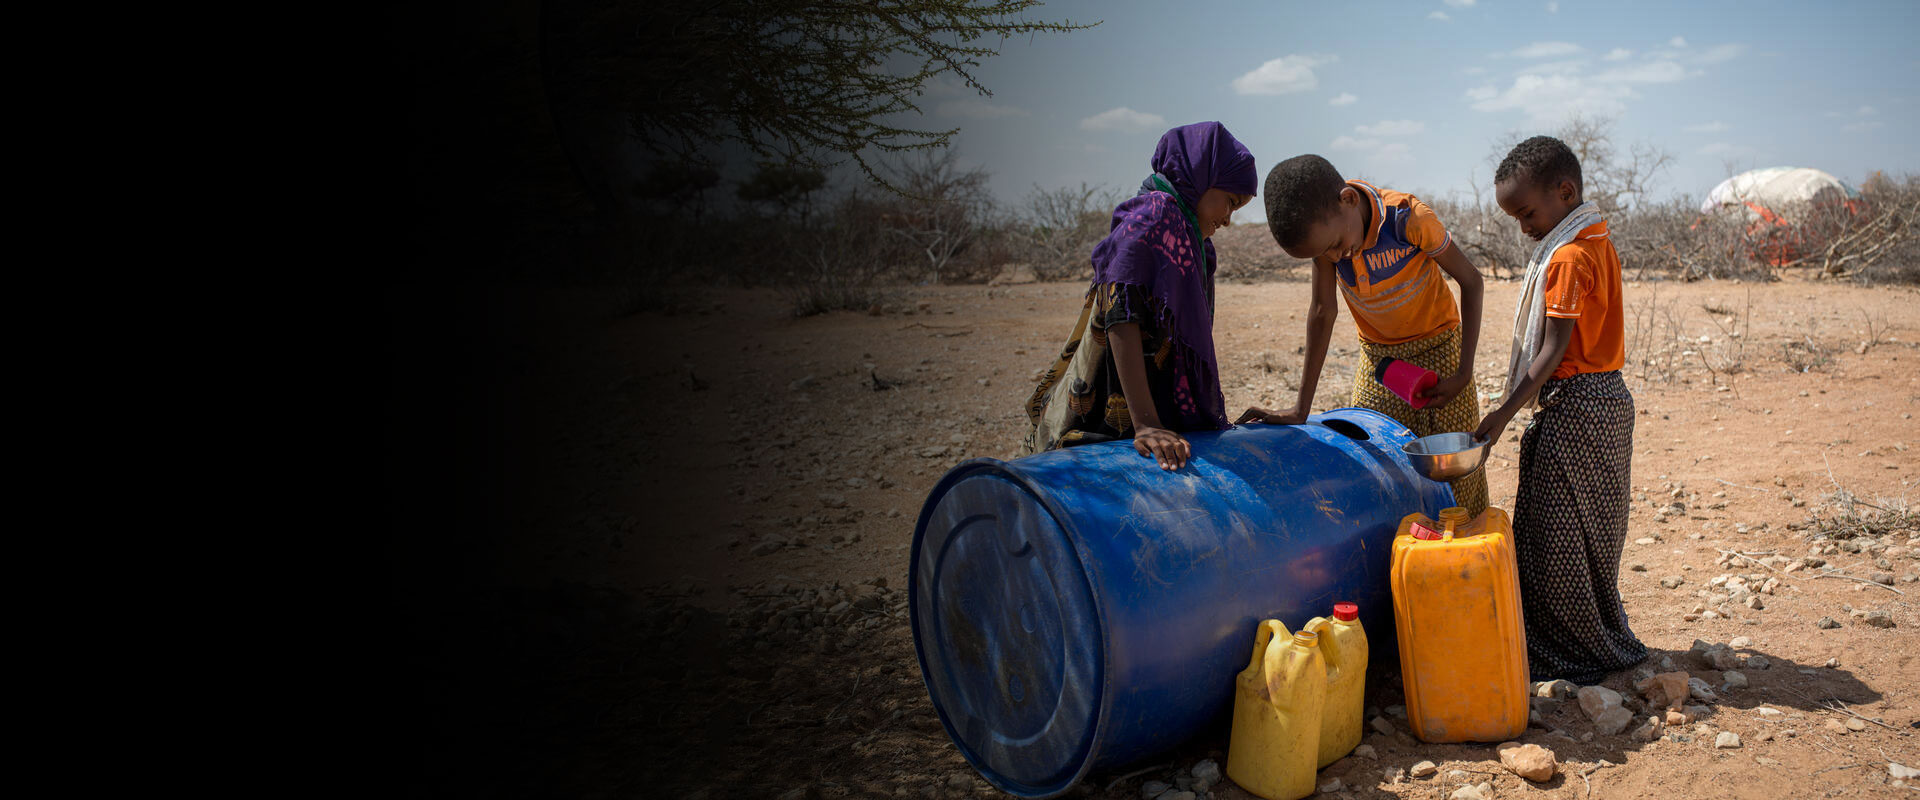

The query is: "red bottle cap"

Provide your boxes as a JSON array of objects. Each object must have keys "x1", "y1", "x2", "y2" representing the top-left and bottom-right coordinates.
[
  {"x1": 1410, "y1": 521, "x2": 1442, "y2": 540},
  {"x1": 1333, "y1": 602, "x2": 1358, "y2": 621}
]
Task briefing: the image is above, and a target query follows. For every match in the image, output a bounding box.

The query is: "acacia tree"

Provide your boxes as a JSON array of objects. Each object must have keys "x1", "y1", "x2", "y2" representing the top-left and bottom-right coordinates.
[{"x1": 543, "y1": 0, "x2": 1093, "y2": 198}]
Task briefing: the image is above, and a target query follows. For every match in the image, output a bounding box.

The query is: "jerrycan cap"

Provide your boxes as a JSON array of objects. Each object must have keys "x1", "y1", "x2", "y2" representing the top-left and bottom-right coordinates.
[
  {"x1": 1410, "y1": 521, "x2": 1443, "y2": 540},
  {"x1": 1332, "y1": 602, "x2": 1358, "y2": 621}
]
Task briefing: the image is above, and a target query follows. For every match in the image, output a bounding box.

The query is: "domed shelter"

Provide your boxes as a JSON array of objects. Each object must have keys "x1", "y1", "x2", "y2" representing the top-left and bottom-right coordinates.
[{"x1": 1698, "y1": 167, "x2": 1864, "y2": 265}]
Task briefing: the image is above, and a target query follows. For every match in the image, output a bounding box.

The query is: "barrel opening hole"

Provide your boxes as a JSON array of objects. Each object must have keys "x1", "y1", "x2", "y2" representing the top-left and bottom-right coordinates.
[{"x1": 1320, "y1": 419, "x2": 1371, "y2": 441}]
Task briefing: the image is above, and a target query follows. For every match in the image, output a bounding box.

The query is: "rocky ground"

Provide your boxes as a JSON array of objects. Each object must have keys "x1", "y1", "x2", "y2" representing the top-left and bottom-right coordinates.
[{"x1": 412, "y1": 277, "x2": 1919, "y2": 799}]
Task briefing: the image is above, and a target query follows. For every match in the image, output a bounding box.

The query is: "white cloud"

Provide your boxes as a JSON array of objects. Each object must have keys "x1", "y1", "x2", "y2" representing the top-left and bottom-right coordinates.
[
  {"x1": 1232, "y1": 54, "x2": 1337, "y2": 95},
  {"x1": 936, "y1": 98, "x2": 1027, "y2": 119},
  {"x1": 1547, "y1": 1, "x2": 1560, "y2": 11},
  {"x1": 1469, "y1": 74, "x2": 1635, "y2": 124},
  {"x1": 1329, "y1": 136, "x2": 1412, "y2": 164},
  {"x1": 1684, "y1": 121, "x2": 1729, "y2": 133},
  {"x1": 1511, "y1": 41, "x2": 1583, "y2": 59},
  {"x1": 1519, "y1": 59, "x2": 1589, "y2": 77},
  {"x1": 1700, "y1": 142, "x2": 1757, "y2": 157},
  {"x1": 1462, "y1": 66, "x2": 1488, "y2": 76},
  {"x1": 1859, "y1": 105, "x2": 1878, "y2": 116},
  {"x1": 1844, "y1": 120, "x2": 1886, "y2": 133},
  {"x1": 1603, "y1": 48, "x2": 1633, "y2": 61},
  {"x1": 1356, "y1": 119, "x2": 1427, "y2": 137},
  {"x1": 1697, "y1": 43, "x2": 1746, "y2": 64},
  {"x1": 1329, "y1": 92, "x2": 1358, "y2": 106},
  {"x1": 1375, "y1": 142, "x2": 1414, "y2": 163},
  {"x1": 1330, "y1": 135, "x2": 1378, "y2": 151},
  {"x1": 1669, "y1": 36, "x2": 1689, "y2": 48},
  {"x1": 1596, "y1": 60, "x2": 1688, "y2": 84},
  {"x1": 1078, "y1": 107, "x2": 1166, "y2": 133},
  {"x1": 1444, "y1": 0, "x2": 1476, "y2": 6},
  {"x1": 1429, "y1": 10, "x2": 1450, "y2": 20}
]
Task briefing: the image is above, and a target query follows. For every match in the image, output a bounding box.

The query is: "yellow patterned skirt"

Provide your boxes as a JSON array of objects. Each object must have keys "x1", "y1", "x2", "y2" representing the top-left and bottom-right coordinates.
[{"x1": 1351, "y1": 327, "x2": 1489, "y2": 516}]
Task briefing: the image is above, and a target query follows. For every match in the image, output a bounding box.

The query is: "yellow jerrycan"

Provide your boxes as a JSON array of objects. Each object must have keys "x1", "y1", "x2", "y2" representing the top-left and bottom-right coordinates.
[
  {"x1": 1301, "y1": 603, "x2": 1367, "y2": 768},
  {"x1": 1391, "y1": 506, "x2": 1529, "y2": 743},
  {"x1": 1226, "y1": 622, "x2": 1327, "y2": 800}
]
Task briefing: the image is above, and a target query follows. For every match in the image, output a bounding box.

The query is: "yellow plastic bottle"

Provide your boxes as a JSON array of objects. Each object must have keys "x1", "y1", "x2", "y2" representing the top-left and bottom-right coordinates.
[
  {"x1": 1226, "y1": 623, "x2": 1327, "y2": 800},
  {"x1": 1302, "y1": 602, "x2": 1367, "y2": 768},
  {"x1": 1390, "y1": 506, "x2": 1529, "y2": 743}
]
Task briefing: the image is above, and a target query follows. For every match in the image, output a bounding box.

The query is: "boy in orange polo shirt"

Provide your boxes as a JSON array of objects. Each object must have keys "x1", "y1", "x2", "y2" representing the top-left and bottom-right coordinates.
[
  {"x1": 1240, "y1": 154, "x2": 1489, "y2": 514},
  {"x1": 1475, "y1": 135, "x2": 1645, "y2": 683}
]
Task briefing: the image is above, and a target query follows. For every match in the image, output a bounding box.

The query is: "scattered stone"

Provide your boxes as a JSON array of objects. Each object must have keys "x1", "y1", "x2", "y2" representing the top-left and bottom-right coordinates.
[
  {"x1": 945, "y1": 774, "x2": 972, "y2": 790},
  {"x1": 1635, "y1": 671, "x2": 1692, "y2": 710},
  {"x1": 1370, "y1": 716, "x2": 1395, "y2": 736},
  {"x1": 1746, "y1": 595, "x2": 1766, "y2": 610},
  {"x1": 1533, "y1": 679, "x2": 1578, "y2": 699},
  {"x1": 1141, "y1": 781, "x2": 1170, "y2": 799},
  {"x1": 1891, "y1": 763, "x2": 1919, "y2": 780},
  {"x1": 1409, "y1": 760, "x2": 1438, "y2": 778},
  {"x1": 1191, "y1": 760, "x2": 1222, "y2": 785},
  {"x1": 1385, "y1": 704, "x2": 1407, "y2": 718},
  {"x1": 1450, "y1": 785, "x2": 1490, "y2": 800},
  {"x1": 1845, "y1": 718, "x2": 1867, "y2": 732},
  {"x1": 1497, "y1": 742, "x2": 1557, "y2": 782},
  {"x1": 1755, "y1": 730, "x2": 1773, "y2": 742},
  {"x1": 1716, "y1": 732, "x2": 1742, "y2": 748},
  {"x1": 1383, "y1": 768, "x2": 1406, "y2": 785},
  {"x1": 1352, "y1": 744, "x2": 1377, "y2": 760},
  {"x1": 1748, "y1": 655, "x2": 1772, "y2": 670},
  {"x1": 1446, "y1": 770, "x2": 1471, "y2": 783},
  {"x1": 1862, "y1": 610, "x2": 1896, "y2": 628},
  {"x1": 750, "y1": 539, "x2": 783, "y2": 556},
  {"x1": 1816, "y1": 617, "x2": 1842, "y2": 629},
  {"x1": 1631, "y1": 716, "x2": 1664, "y2": 741},
  {"x1": 1824, "y1": 658, "x2": 1840, "y2": 668},
  {"x1": 1756, "y1": 756, "x2": 1782, "y2": 767},
  {"x1": 1661, "y1": 576, "x2": 1686, "y2": 589},
  {"x1": 1667, "y1": 709, "x2": 1690, "y2": 726},
  {"x1": 1688, "y1": 677, "x2": 1719, "y2": 703},
  {"x1": 1825, "y1": 719, "x2": 1851, "y2": 735},
  {"x1": 1729, "y1": 636, "x2": 1753, "y2": 648},
  {"x1": 1594, "y1": 706, "x2": 1634, "y2": 735},
  {"x1": 1162, "y1": 792, "x2": 1194, "y2": 800},
  {"x1": 1756, "y1": 707, "x2": 1783, "y2": 718},
  {"x1": 1721, "y1": 671, "x2": 1748, "y2": 691},
  {"x1": 1631, "y1": 562, "x2": 1647, "y2": 572},
  {"x1": 1578, "y1": 685, "x2": 1624, "y2": 720},
  {"x1": 1316, "y1": 777, "x2": 1342, "y2": 794}
]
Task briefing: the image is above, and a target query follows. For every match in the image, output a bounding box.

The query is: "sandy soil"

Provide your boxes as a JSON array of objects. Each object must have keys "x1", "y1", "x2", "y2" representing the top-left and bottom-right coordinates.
[{"x1": 435, "y1": 276, "x2": 1919, "y2": 799}]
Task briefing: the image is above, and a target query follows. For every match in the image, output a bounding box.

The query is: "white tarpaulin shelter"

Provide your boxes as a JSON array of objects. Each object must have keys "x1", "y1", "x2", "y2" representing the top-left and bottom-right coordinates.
[{"x1": 1699, "y1": 167, "x2": 1861, "y2": 220}]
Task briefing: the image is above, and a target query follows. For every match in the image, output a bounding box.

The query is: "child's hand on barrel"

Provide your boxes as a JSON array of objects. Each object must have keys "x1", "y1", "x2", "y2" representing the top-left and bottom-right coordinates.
[
  {"x1": 1234, "y1": 406, "x2": 1308, "y2": 426},
  {"x1": 1419, "y1": 372, "x2": 1472, "y2": 410},
  {"x1": 1133, "y1": 426, "x2": 1191, "y2": 470}
]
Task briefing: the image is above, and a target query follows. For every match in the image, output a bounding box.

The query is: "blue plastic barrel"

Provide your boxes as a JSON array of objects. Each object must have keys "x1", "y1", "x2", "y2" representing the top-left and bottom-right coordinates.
[{"x1": 909, "y1": 408, "x2": 1454, "y2": 798}]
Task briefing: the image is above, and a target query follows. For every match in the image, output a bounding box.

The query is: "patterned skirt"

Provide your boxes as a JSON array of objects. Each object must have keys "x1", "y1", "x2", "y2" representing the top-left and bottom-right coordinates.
[
  {"x1": 1351, "y1": 327, "x2": 1489, "y2": 516},
  {"x1": 1513, "y1": 370, "x2": 1647, "y2": 683}
]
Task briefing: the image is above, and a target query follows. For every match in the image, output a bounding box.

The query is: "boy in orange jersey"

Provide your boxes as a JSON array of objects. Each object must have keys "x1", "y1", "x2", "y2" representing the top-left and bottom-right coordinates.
[
  {"x1": 1475, "y1": 135, "x2": 1644, "y2": 683},
  {"x1": 1240, "y1": 155, "x2": 1488, "y2": 515}
]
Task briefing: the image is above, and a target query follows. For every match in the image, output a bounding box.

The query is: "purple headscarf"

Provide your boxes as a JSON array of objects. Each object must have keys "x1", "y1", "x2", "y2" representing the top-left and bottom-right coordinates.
[{"x1": 1089, "y1": 122, "x2": 1257, "y2": 430}]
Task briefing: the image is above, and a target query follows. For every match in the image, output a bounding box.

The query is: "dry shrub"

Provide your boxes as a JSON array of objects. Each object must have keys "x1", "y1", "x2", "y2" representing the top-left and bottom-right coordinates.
[{"x1": 1212, "y1": 224, "x2": 1312, "y2": 282}]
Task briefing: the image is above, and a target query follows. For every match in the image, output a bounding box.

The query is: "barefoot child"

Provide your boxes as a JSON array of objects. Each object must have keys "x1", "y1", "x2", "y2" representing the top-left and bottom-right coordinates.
[
  {"x1": 1239, "y1": 155, "x2": 1489, "y2": 514},
  {"x1": 1475, "y1": 135, "x2": 1646, "y2": 682},
  {"x1": 1022, "y1": 122, "x2": 1256, "y2": 470}
]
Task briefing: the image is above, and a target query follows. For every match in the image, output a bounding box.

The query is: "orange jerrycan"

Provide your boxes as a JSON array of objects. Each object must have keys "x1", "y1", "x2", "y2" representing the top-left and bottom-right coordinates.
[
  {"x1": 1391, "y1": 506, "x2": 1529, "y2": 743},
  {"x1": 1302, "y1": 603, "x2": 1367, "y2": 768},
  {"x1": 1226, "y1": 623, "x2": 1327, "y2": 800}
]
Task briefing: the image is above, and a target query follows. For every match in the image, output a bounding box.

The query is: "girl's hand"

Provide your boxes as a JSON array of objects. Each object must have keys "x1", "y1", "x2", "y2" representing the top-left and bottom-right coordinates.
[
  {"x1": 1419, "y1": 371, "x2": 1473, "y2": 410},
  {"x1": 1133, "y1": 426, "x2": 1192, "y2": 470},
  {"x1": 1235, "y1": 406, "x2": 1308, "y2": 426},
  {"x1": 1473, "y1": 409, "x2": 1513, "y2": 448}
]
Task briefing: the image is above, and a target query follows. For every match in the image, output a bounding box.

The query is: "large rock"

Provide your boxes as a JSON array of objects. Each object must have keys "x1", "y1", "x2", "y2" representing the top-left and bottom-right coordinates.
[
  {"x1": 1593, "y1": 706, "x2": 1634, "y2": 736},
  {"x1": 1497, "y1": 742, "x2": 1557, "y2": 782},
  {"x1": 1578, "y1": 685, "x2": 1624, "y2": 720},
  {"x1": 1409, "y1": 761, "x2": 1438, "y2": 778}
]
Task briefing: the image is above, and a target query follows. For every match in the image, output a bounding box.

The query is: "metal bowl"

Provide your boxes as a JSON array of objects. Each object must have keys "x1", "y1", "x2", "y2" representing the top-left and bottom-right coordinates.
[{"x1": 1403, "y1": 432, "x2": 1491, "y2": 481}]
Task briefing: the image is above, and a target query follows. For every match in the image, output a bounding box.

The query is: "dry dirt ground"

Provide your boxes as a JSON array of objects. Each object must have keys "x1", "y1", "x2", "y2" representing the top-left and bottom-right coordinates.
[{"x1": 423, "y1": 276, "x2": 1920, "y2": 799}]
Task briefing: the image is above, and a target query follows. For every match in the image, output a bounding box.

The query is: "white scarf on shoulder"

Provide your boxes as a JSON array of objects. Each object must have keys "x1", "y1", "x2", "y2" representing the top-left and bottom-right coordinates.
[{"x1": 1505, "y1": 201, "x2": 1602, "y2": 404}]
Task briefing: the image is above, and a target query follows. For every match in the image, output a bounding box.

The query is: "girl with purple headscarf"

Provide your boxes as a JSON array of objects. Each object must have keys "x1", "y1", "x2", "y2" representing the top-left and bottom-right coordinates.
[{"x1": 1021, "y1": 122, "x2": 1257, "y2": 469}]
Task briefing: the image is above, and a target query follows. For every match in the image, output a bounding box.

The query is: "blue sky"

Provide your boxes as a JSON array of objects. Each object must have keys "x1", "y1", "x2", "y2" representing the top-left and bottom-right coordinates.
[{"x1": 899, "y1": 0, "x2": 1919, "y2": 221}]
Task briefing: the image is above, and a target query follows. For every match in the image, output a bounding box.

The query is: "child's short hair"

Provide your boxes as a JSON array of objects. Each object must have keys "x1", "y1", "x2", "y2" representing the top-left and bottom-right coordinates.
[
  {"x1": 1264, "y1": 154, "x2": 1347, "y2": 250},
  {"x1": 1495, "y1": 136, "x2": 1582, "y2": 195}
]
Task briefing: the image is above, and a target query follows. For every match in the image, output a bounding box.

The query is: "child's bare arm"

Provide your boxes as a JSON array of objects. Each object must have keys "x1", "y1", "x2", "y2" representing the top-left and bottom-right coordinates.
[
  {"x1": 1474, "y1": 316, "x2": 1576, "y2": 445},
  {"x1": 1237, "y1": 259, "x2": 1338, "y2": 425},
  {"x1": 1425, "y1": 242, "x2": 1485, "y2": 409},
  {"x1": 1108, "y1": 322, "x2": 1192, "y2": 470}
]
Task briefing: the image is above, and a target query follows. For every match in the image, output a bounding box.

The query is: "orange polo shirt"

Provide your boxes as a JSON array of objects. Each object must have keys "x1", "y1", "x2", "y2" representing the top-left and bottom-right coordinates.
[
  {"x1": 1333, "y1": 181, "x2": 1460, "y2": 345},
  {"x1": 1543, "y1": 220, "x2": 1626, "y2": 379}
]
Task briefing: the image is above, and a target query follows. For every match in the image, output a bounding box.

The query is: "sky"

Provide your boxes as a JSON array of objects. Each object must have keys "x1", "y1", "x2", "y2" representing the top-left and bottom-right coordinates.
[{"x1": 889, "y1": 0, "x2": 1920, "y2": 222}]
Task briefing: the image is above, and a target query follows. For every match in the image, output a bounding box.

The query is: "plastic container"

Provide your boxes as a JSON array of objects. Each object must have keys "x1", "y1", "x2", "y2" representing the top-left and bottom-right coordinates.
[
  {"x1": 909, "y1": 408, "x2": 1455, "y2": 797},
  {"x1": 1374, "y1": 356, "x2": 1438, "y2": 409},
  {"x1": 1390, "y1": 507, "x2": 1529, "y2": 743},
  {"x1": 1301, "y1": 603, "x2": 1367, "y2": 768},
  {"x1": 1226, "y1": 624, "x2": 1326, "y2": 800}
]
